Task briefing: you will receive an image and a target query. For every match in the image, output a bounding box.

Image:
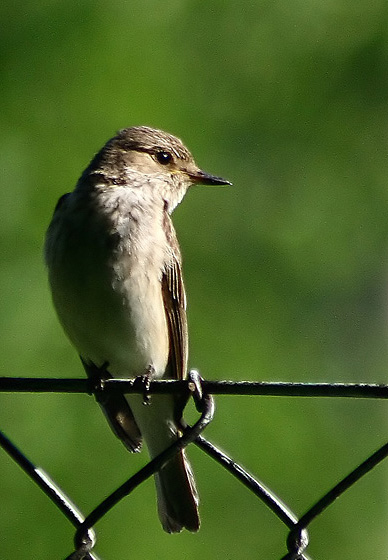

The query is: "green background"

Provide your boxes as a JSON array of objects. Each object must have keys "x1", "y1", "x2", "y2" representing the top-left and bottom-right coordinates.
[{"x1": 1, "y1": 1, "x2": 388, "y2": 558}]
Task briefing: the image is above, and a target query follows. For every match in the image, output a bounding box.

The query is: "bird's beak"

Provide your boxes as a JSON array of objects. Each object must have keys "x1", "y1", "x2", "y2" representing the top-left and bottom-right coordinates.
[{"x1": 188, "y1": 169, "x2": 232, "y2": 186}]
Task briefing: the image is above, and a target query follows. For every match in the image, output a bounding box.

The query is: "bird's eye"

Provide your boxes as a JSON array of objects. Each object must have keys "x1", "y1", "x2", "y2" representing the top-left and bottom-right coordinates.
[{"x1": 156, "y1": 151, "x2": 173, "y2": 165}]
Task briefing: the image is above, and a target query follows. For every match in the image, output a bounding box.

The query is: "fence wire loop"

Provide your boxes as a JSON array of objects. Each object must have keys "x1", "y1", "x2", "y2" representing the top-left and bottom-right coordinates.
[
  {"x1": 284, "y1": 527, "x2": 310, "y2": 560},
  {"x1": 65, "y1": 537, "x2": 94, "y2": 560},
  {"x1": 1, "y1": 374, "x2": 388, "y2": 559}
]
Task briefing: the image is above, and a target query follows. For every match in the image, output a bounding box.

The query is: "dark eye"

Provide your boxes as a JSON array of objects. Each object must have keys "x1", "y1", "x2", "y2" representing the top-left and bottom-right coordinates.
[{"x1": 156, "y1": 151, "x2": 173, "y2": 165}]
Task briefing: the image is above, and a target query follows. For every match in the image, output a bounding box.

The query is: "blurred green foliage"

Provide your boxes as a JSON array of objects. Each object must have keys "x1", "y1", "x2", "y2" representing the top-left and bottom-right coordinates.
[{"x1": 1, "y1": 1, "x2": 388, "y2": 558}]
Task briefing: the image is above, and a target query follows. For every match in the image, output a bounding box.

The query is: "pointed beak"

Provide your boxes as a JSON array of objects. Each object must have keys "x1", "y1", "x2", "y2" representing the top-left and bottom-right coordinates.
[{"x1": 188, "y1": 169, "x2": 232, "y2": 186}]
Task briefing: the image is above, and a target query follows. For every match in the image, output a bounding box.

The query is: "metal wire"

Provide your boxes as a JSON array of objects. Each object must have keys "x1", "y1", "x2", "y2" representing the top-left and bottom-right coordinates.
[
  {"x1": 1, "y1": 376, "x2": 388, "y2": 399},
  {"x1": 73, "y1": 382, "x2": 214, "y2": 553},
  {"x1": 1, "y1": 373, "x2": 388, "y2": 559},
  {"x1": 0, "y1": 430, "x2": 100, "y2": 560}
]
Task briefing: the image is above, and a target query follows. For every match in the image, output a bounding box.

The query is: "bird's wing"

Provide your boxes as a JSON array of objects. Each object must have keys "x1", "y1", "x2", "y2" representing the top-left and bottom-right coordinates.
[{"x1": 161, "y1": 216, "x2": 188, "y2": 382}]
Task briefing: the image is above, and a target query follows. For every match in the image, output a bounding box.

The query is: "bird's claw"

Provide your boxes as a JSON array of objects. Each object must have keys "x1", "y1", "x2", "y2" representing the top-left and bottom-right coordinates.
[
  {"x1": 188, "y1": 369, "x2": 204, "y2": 411},
  {"x1": 134, "y1": 367, "x2": 154, "y2": 405}
]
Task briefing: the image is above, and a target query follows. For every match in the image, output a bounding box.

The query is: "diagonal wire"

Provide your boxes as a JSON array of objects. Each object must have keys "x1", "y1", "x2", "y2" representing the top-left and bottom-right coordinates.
[
  {"x1": 0, "y1": 430, "x2": 101, "y2": 560},
  {"x1": 75, "y1": 394, "x2": 214, "y2": 542},
  {"x1": 195, "y1": 435, "x2": 299, "y2": 528},
  {"x1": 0, "y1": 379, "x2": 214, "y2": 560},
  {"x1": 2, "y1": 374, "x2": 388, "y2": 559},
  {"x1": 288, "y1": 440, "x2": 388, "y2": 541},
  {"x1": 195, "y1": 435, "x2": 311, "y2": 560},
  {"x1": 71, "y1": 389, "x2": 215, "y2": 554}
]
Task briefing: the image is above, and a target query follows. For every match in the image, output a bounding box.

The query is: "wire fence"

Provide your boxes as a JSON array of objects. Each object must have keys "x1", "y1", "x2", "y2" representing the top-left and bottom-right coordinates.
[{"x1": 1, "y1": 371, "x2": 388, "y2": 560}]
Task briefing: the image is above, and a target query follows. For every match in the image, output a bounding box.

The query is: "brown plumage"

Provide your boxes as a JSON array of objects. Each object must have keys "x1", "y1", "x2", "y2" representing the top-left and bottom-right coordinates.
[{"x1": 45, "y1": 126, "x2": 230, "y2": 532}]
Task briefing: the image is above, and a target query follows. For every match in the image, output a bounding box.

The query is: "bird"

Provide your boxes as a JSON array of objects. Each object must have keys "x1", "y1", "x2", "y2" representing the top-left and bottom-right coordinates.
[{"x1": 44, "y1": 126, "x2": 231, "y2": 533}]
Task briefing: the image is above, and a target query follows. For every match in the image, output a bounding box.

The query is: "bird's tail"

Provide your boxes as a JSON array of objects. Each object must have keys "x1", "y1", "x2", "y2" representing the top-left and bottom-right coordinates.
[{"x1": 155, "y1": 448, "x2": 200, "y2": 533}]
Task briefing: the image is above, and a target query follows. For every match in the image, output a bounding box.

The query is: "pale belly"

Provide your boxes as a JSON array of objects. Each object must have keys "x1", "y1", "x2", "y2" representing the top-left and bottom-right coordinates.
[{"x1": 49, "y1": 237, "x2": 169, "y2": 379}]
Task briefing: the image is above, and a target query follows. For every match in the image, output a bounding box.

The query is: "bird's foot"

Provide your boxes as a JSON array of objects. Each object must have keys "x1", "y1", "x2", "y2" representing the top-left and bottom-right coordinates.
[
  {"x1": 134, "y1": 366, "x2": 155, "y2": 406},
  {"x1": 81, "y1": 359, "x2": 110, "y2": 401}
]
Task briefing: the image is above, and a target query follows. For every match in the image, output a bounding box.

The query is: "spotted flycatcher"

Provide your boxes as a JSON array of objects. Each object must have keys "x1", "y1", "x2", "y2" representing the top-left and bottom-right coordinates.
[{"x1": 45, "y1": 126, "x2": 230, "y2": 532}]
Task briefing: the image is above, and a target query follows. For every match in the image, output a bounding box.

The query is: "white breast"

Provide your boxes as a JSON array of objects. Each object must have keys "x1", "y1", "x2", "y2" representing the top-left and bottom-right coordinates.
[{"x1": 46, "y1": 184, "x2": 170, "y2": 378}]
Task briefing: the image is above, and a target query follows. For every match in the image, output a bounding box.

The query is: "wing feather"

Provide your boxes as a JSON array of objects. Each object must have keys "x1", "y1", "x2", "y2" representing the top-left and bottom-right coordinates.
[{"x1": 161, "y1": 215, "x2": 188, "y2": 381}]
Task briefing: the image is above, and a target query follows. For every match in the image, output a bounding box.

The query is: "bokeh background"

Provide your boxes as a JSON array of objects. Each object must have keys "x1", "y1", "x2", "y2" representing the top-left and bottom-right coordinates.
[{"x1": 1, "y1": 1, "x2": 388, "y2": 558}]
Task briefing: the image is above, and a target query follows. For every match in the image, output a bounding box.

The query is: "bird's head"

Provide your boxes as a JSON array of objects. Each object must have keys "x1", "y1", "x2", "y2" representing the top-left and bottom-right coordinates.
[{"x1": 84, "y1": 126, "x2": 231, "y2": 212}]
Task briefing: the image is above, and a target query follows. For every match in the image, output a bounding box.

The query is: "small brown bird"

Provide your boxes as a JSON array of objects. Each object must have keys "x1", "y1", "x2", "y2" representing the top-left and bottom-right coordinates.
[{"x1": 45, "y1": 126, "x2": 230, "y2": 532}]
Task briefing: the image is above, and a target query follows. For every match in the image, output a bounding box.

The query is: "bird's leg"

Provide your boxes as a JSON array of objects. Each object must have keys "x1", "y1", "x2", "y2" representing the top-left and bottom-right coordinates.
[{"x1": 134, "y1": 365, "x2": 155, "y2": 406}]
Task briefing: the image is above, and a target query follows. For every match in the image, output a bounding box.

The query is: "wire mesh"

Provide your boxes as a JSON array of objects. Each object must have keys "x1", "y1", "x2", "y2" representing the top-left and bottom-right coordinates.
[{"x1": 1, "y1": 372, "x2": 387, "y2": 559}]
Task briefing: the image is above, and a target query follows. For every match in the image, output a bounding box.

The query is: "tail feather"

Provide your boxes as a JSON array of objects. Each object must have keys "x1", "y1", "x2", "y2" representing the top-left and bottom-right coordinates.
[{"x1": 155, "y1": 449, "x2": 200, "y2": 533}]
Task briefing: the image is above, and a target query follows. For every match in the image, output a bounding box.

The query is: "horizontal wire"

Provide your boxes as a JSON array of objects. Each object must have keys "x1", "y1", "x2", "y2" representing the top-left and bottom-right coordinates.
[
  {"x1": 1, "y1": 376, "x2": 388, "y2": 398},
  {"x1": 2, "y1": 373, "x2": 388, "y2": 559},
  {"x1": 0, "y1": 372, "x2": 214, "y2": 559}
]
